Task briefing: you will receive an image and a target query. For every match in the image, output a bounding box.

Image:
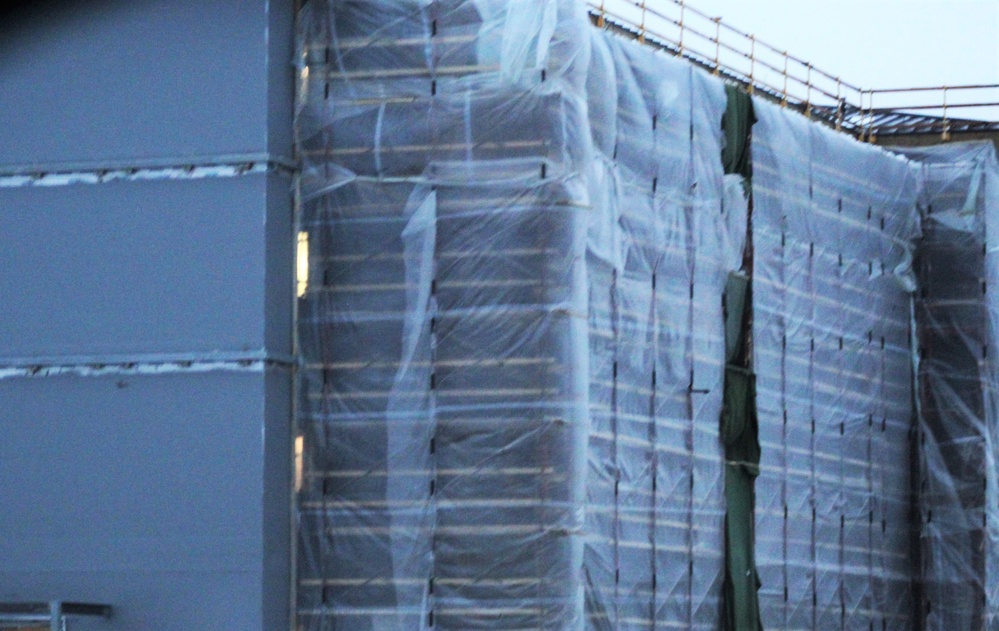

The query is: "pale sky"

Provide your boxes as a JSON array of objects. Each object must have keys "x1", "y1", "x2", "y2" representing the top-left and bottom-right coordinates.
[
  {"x1": 688, "y1": 0, "x2": 998, "y2": 87},
  {"x1": 602, "y1": 0, "x2": 999, "y2": 118}
]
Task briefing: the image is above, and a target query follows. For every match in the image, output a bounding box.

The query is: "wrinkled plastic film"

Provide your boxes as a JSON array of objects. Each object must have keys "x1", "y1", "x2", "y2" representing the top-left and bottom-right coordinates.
[
  {"x1": 582, "y1": 33, "x2": 739, "y2": 630},
  {"x1": 292, "y1": 2, "x2": 999, "y2": 629},
  {"x1": 751, "y1": 99, "x2": 922, "y2": 630},
  {"x1": 296, "y1": 1, "x2": 593, "y2": 628},
  {"x1": 895, "y1": 141, "x2": 999, "y2": 630},
  {"x1": 294, "y1": 1, "x2": 744, "y2": 628}
]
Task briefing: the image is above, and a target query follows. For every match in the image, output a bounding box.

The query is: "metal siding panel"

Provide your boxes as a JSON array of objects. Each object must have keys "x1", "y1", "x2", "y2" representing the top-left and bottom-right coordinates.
[
  {"x1": 264, "y1": 173, "x2": 294, "y2": 357},
  {"x1": 0, "y1": 370, "x2": 270, "y2": 630},
  {"x1": 263, "y1": 366, "x2": 293, "y2": 631},
  {"x1": 0, "y1": 0, "x2": 273, "y2": 168},
  {"x1": 0, "y1": 174, "x2": 270, "y2": 359}
]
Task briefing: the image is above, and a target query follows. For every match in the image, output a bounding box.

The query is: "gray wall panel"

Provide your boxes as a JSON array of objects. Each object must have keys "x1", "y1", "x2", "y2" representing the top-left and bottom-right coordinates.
[
  {"x1": 262, "y1": 366, "x2": 293, "y2": 631},
  {"x1": 266, "y1": 0, "x2": 296, "y2": 160},
  {"x1": 0, "y1": 369, "x2": 278, "y2": 630},
  {"x1": 3, "y1": 572, "x2": 264, "y2": 631},
  {"x1": 264, "y1": 173, "x2": 295, "y2": 357},
  {"x1": 0, "y1": 0, "x2": 296, "y2": 628},
  {"x1": 0, "y1": 174, "x2": 278, "y2": 360},
  {"x1": 0, "y1": 0, "x2": 290, "y2": 168}
]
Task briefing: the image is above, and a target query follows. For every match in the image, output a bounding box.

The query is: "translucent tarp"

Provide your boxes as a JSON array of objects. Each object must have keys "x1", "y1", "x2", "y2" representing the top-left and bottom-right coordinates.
[
  {"x1": 294, "y1": 0, "x2": 743, "y2": 628},
  {"x1": 295, "y1": 2, "x2": 593, "y2": 628},
  {"x1": 294, "y1": 1, "x2": 999, "y2": 629},
  {"x1": 582, "y1": 30, "x2": 744, "y2": 631},
  {"x1": 751, "y1": 99, "x2": 923, "y2": 630},
  {"x1": 896, "y1": 141, "x2": 999, "y2": 630}
]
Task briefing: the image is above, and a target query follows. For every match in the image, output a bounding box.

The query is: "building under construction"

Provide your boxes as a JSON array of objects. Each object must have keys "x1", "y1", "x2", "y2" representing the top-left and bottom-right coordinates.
[{"x1": 2, "y1": 0, "x2": 999, "y2": 630}]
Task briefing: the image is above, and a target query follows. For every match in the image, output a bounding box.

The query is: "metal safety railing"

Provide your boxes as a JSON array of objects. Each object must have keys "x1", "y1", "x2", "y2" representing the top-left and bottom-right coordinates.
[
  {"x1": 0, "y1": 602, "x2": 112, "y2": 631},
  {"x1": 859, "y1": 84, "x2": 999, "y2": 139},
  {"x1": 588, "y1": 0, "x2": 999, "y2": 138}
]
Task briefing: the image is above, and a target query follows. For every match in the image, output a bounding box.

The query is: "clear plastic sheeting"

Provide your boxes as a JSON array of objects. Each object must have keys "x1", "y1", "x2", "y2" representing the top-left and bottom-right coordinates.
[
  {"x1": 294, "y1": 2, "x2": 999, "y2": 629},
  {"x1": 751, "y1": 99, "x2": 922, "y2": 630},
  {"x1": 582, "y1": 32, "x2": 741, "y2": 631},
  {"x1": 896, "y1": 141, "x2": 999, "y2": 630},
  {"x1": 296, "y1": 1, "x2": 593, "y2": 628},
  {"x1": 294, "y1": 0, "x2": 743, "y2": 629}
]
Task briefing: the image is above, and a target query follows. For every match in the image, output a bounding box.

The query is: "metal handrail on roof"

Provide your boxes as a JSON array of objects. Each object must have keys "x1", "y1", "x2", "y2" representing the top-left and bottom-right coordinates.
[
  {"x1": 0, "y1": 602, "x2": 112, "y2": 631},
  {"x1": 587, "y1": 0, "x2": 999, "y2": 138}
]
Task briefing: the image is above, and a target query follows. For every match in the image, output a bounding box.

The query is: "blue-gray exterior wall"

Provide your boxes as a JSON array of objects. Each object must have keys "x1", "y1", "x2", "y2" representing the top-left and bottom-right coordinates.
[{"x1": 0, "y1": 1, "x2": 295, "y2": 629}]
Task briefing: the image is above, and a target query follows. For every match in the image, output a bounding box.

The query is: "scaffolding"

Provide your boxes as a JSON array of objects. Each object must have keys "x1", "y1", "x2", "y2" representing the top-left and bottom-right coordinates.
[
  {"x1": 293, "y1": 1, "x2": 999, "y2": 629},
  {"x1": 751, "y1": 98, "x2": 921, "y2": 629},
  {"x1": 586, "y1": 1, "x2": 999, "y2": 139}
]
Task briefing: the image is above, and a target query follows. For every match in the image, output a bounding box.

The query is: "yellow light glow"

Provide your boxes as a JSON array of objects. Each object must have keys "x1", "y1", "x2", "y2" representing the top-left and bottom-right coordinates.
[
  {"x1": 297, "y1": 231, "x2": 309, "y2": 298},
  {"x1": 294, "y1": 435, "x2": 305, "y2": 493}
]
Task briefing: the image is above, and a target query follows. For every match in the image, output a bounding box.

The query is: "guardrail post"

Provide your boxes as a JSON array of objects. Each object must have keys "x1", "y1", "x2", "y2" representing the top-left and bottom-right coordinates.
[
  {"x1": 780, "y1": 51, "x2": 788, "y2": 106},
  {"x1": 678, "y1": 0, "x2": 685, "y2": 54},
  {"x1": 864, "y1": 90, "x2": 876, "y2": 143},
  {"x1": 639, "y1": 0, "x2": 647, "y2": 43},
  {"x1": 836, "y1": 78, "x2": 843, "y2": 131},
  {"x1": 942, "y1": 86, "x2": 951, "y2": 140},
  {"x1": 713, "y1": 17, "x2": 721, "y2": 74},
  {"x1": 49, "y1": 601, "x2": 62, "y2": 631},
  {"x1": 805, "y1": 62, "x2": 813, "y2": 118}
]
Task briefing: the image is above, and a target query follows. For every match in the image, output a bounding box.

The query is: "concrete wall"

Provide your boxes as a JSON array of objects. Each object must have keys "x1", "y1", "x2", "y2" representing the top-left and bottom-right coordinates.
[{"x1": 0, "y1": 1, "x2": 295, "y2": 629}]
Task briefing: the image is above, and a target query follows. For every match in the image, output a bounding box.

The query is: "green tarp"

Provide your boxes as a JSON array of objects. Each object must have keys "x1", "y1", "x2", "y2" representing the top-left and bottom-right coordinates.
[
  {"x1": 721, "y1": 84, "x2": 756, "y2": 188},
  {"x1": 722, "y1": 274, "x2": 762, "y2": 631},
  {"x1": 721, "y1": 85, "x2": 762, "y2": 631}
]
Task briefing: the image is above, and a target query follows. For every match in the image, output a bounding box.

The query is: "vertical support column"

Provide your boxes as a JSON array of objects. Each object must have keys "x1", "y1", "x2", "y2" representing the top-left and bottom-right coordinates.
[{"x1": 49, "y1": 601, "x2": 61, "y2": 631}]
